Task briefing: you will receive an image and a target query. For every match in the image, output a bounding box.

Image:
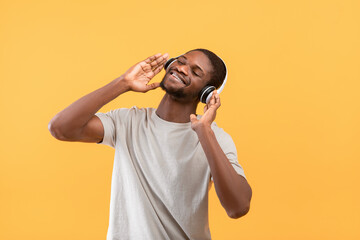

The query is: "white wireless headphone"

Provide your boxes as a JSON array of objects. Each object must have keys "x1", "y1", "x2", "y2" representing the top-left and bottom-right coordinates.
[{"x1": 164, "y1": 54, "x2": 228, "y2": 104}]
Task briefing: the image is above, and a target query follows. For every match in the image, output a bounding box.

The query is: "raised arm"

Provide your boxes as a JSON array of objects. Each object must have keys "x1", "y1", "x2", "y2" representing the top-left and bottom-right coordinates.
[
  {"x1": 48, "y1": 53, "x2": 169, "y2": 143},
  {"x1": 190, "y1": 90, "x2": 252, "y2": 219}
]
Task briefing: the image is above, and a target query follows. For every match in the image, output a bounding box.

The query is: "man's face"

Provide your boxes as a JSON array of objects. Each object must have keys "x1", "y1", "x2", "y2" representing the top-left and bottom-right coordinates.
[{"x1": 160, "y1": 50, "x2": 214, "y2": 103}]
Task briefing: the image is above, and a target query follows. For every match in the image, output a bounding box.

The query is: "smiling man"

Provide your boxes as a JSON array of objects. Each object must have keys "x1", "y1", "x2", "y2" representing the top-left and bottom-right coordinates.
[{"x1": 48, "y1": 48, "x2": 252, "y2": 240}]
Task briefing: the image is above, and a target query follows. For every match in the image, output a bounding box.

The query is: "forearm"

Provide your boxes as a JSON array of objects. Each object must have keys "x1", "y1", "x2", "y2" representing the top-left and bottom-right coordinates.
[
  {"x1": 195, "y1": 126, "x2": 252, "y2": 218},
  {"x1": 49, "y1": 75, "x2": 129, "y2": 136}
]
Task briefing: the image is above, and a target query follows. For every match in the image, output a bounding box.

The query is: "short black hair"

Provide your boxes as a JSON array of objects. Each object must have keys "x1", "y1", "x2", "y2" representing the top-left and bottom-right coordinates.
[{"x1": 186, "y1": 48, "x2": 226, "y2": 89}]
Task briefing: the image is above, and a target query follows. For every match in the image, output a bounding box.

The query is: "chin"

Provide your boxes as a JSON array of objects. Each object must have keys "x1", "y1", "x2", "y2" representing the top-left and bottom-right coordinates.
[
  {"x1": 160, "y1": 76, "x2": 183, "y2": 95},
  {"x1": 161, "y1": 84, "x2": 186, "y2": 99},
  {"x1": 160, "y1": 74, "x2": 199, "y2": 102}
]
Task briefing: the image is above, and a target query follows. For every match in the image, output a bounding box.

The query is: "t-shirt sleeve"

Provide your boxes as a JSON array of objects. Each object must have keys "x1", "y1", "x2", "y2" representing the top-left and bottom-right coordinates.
[
  {"x1": 210, "y1": 125, "x2": 247, "y2": 182},
  {"x1": 94, "y1": 108, "x2": 130, "y2": 148}
]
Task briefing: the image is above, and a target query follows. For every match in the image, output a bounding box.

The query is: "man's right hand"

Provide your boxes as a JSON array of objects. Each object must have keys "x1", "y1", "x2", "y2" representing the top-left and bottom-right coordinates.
[{"x1": 122, "y1": 53, "x2": 169, "y2": 93}]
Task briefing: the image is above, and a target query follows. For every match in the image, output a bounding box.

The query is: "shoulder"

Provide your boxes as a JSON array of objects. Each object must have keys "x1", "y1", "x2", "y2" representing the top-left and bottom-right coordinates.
[
  {"x1": 209, "y1": 121, "x2": 238, "y2": 155},
  {"x1": 196, "y1": 115, "x2": 234, "y2": 142},
  {"x1": 129, "y1": 106, "x2": 155, "y2": 118},
  {"x1": 96, "y1": 106, "x2": 154, "y2": 123},
  {"x1": 211, "y1": 121, "x2": 235, "y2": 146},
  {"x1": 110, "y1": 106, "x2": 154, "y2": 116}
]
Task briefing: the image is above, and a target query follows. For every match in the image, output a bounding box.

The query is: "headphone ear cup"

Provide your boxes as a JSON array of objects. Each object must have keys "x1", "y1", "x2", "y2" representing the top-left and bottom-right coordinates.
[
  {"x1": 164, "y1": 58, "x2": 177, "y2": 71},
  {"x1": 199, "y1": 86, "x2": 216, "y2": 104}
]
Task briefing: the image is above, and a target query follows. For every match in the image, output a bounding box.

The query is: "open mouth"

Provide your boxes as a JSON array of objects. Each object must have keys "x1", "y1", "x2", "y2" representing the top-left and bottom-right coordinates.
[{"x1": 170, "y1": 72, "x2": 186, "y2": 85}]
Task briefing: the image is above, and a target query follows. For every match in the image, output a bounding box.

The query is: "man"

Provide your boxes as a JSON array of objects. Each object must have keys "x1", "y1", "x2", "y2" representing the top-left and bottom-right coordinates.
[{"x1": 48, "y1": 48, "x2": 252, "y2": 240}]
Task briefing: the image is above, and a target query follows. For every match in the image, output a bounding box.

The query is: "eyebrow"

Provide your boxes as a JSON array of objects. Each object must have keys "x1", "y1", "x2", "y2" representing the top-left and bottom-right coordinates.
[{"x1": 180, "y1": 55, "x2": 204, "y2": 75}]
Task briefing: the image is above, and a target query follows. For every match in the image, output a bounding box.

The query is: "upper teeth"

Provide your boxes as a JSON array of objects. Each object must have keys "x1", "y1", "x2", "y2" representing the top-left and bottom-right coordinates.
[{"x1": 172, "y1": 73, "x2": 184, "y2": 83}]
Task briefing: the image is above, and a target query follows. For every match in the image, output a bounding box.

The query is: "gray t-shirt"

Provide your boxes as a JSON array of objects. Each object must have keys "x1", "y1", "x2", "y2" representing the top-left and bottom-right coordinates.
[{"x1": 95, "y1": 106, "x2": 246, "y2": 240}]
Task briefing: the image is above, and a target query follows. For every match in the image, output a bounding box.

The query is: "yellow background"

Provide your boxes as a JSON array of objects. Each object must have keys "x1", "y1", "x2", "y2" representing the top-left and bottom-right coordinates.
[{"x1": 1, "y1": 0, "x2": 359, "y2": 239}]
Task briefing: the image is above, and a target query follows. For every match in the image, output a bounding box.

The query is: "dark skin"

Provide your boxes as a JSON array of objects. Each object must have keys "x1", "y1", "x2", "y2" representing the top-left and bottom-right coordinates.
[
  {"x1": 156, "y1": 51, "x2": 214, "y2": 123},
  {"x1": 157, "y1": 51, "x2": 252, "y2": 218},
  {"x1": 48, "y1": 50, "x2": 252, "y2": 219}
]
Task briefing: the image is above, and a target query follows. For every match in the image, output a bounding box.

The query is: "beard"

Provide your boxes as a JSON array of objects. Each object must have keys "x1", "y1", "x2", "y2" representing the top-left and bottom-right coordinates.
[
  {"x1": 159, "y1": 73, "x2": 190, "y2": 99},
  {"x1": 160, "y1": 79, "x2": 187, "y2": 99},
  {"x1": 159, "y1": 73, "x2": 200, "y2": 102}
]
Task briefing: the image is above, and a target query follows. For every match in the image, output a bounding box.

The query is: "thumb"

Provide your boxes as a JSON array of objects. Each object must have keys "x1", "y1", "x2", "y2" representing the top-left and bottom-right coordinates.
[
  {"x1": 146, "y1": 82, "x2": 160, "y2": 91},
  {"x1": 190, "y1": 114, "x2": 197, "y2": 123}
]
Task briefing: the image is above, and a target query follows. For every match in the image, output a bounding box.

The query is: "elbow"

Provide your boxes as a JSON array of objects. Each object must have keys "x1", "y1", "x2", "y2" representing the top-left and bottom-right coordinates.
[
  {"x1": 48, "y1": 119, "x2": 67, "y2": 141},
  {"x1": 228, "y1": 187, "x2": 252, "y2": 219},
  {"x1": 227, "y1": 203, "x2": 251, "y2": 219},
  {"x1": 228, "y1": 184, "x2": 252, "y2": 219},
  {"x1": 48, "y1": 119, "x2": 82, "y2": 141}
]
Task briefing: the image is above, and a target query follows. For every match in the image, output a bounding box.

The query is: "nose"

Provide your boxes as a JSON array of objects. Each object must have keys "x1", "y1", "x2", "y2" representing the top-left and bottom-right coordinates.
[{"x1": 175, "y1": 63, "x2": 188, "y2": 76}]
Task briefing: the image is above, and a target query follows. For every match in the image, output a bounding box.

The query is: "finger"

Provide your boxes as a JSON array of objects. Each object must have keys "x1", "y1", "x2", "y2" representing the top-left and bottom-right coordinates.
[
  {"x1": 190, "y1": 113, "x2": 198, "y2": 123},
  {"x1": 214, "y1": 90, "x2": 221, "y2": 108},
  {"x1": 213, "y1": 90, "x2": 218, "y2": 102},
  {"x1": 140, "y1": 61, "x2": 151, "y2": 72},
  {"x1": 204, "y1": 104, "x2": 208, "y2": 112},
  {"x1": 152, "y1": 64, "x2": 165, "y2": 76},
  {"x1": 209, "y1": 92, "x2": 216, "y2": 105},
  {"x1": 149, "y1": 58, "x2": 162, "y2": 68},
  {"x1": 143, "y1": 58, "x2": 166, "y2": 73},
  {"x1": 150, "y1": 53, "x2": 169, "y2": 68},
  {"x1": 145, "y1": 82, "x2": 160, "y2": 91},
  {"x1": 156, "y1": 53, "x2": 169, "y2": 66},
  {"x1": 146, "y1": 71, "x2": 155, "y2": 80},
  {"x1": 144, "y1": 53, "x2": 162, "y2": 64},
  {"x1": 162, "y1": 53, "x2": 169, "y2": 60},
  {"x1": 151, "y1": 57, "x2": 167, "y2": 71}
]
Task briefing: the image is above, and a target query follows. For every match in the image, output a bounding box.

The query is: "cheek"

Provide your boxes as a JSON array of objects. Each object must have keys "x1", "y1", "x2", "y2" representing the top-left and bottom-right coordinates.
[
  {"x1": 187, "y1": 83, "x2": 206, "y2": 97},
  {"x1": 193, "y1": 77, "x2": 208, "y2": 91}
]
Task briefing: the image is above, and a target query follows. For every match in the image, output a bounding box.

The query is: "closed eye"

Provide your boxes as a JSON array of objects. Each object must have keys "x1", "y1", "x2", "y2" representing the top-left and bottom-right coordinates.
[{"x1": 178, "y1": 58, "x2": 200, "y2": 77}]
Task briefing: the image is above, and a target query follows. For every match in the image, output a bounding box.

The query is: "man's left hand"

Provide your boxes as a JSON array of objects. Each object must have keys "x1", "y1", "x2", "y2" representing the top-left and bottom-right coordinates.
[{"x1": 190, "y1": 90, "x2": 221, "y2": 132}]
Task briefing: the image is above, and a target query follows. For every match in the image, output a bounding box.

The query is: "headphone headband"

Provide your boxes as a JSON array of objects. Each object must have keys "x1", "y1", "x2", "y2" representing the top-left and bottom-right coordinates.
[{"x1": 205, "y1": 55, "x2": 227, "y2": 103}]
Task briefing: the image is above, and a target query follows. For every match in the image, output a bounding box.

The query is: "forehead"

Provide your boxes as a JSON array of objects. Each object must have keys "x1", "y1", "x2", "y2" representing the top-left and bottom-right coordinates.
[{"x1": 181, "y1": 51, "x2": 213, "y2": 74}]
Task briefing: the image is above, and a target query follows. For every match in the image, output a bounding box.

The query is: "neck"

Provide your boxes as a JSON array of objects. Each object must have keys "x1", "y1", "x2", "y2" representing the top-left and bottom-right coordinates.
[{"x1": 156, "y1": 94, "x2": 198, "y2": 123}]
